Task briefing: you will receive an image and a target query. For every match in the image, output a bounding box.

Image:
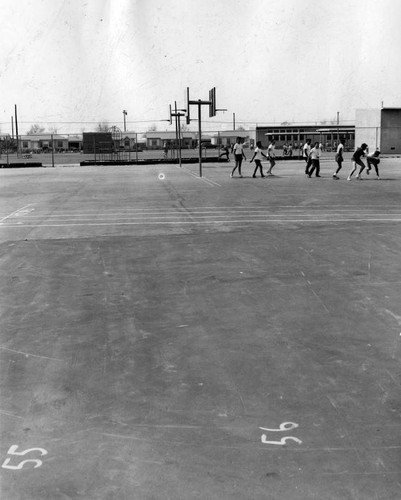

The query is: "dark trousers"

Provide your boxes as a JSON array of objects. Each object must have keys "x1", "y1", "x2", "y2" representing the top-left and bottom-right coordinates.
[
  {"x1": 253, "y1": 160, "x2": 264, "y2": 177},
  {"x1": 305, "y1": 156, "x2": 312, "y2": 174},
  {"x1": 367, "y1": 157, "x2": 380, "y2": 175},
  {"x1": 308, "y1": 159, "x2": 320, "y2": 176},
  {"x1": 335, "y1": 157, "x2": 343, "y2": 174}
]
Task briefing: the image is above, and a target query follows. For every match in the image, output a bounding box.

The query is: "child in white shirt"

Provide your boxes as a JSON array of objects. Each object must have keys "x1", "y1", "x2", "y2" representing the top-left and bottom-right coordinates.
[{"x1": 250, "y1": 141, "x2": 269, "y2": 178}]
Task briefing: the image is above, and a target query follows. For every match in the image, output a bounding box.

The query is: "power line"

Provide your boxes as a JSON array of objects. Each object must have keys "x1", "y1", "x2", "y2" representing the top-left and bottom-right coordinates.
[
  {"x1": 0, "y1": 118, "x2": 355, "y2": 126},
  {"x1": 0, "y1": 119, "x2": 173, "y2": 125}
]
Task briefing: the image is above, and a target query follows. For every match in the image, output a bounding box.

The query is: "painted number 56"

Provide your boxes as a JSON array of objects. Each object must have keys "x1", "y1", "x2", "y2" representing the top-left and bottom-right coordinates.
[{"x1": 2, "y1": 445, "x2": 48, "y2": 470}]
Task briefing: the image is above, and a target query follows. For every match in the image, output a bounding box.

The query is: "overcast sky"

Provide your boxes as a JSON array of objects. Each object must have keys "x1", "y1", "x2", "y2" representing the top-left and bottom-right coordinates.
[{"x1": 1, "y1": 0, "x2": 400, "y2": 134}]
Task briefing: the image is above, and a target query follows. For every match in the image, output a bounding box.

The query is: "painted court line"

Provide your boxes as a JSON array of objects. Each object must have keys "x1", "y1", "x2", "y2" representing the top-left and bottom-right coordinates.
[
  {"x1": 1, "y1": 218, "x2": 401, "y2": 228},
  {"x1": 15, "y1": 209, "x2": 401, "y2": 219},
  {"x1": 13, "y1": 212, "x2": 401, "y2": 220},
  {"x1": 0, "y1": 204, "x2": 34, "y2": 223},
  {"x1": 176, "y1": 165, "x2": 221, "y2": 187},
  {"x1": 11, "y1": 205, "x2": 400, "y2": 217},
  {"x1": 0, "y1": 346, "x2": 63, "y2": 362}
]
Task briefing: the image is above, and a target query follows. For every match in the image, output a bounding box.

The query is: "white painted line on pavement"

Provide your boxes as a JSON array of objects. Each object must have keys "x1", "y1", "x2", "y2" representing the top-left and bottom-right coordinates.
[
  {"x1": 1, "y1": 218, "x2": 401, "y2": 228},
  {"x1": 0, "y1": 204, "x2": 34, "y2": 223}
]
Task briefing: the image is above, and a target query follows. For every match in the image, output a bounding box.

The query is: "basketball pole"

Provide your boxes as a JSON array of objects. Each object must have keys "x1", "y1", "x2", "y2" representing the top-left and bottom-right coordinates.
[
  {"x1": 186, "y1": 87, "x2": 225, "y2": 178},
  {"x1": 198, "y1": 100, "x2": 202, "y2": 178},
  {"x1": 176, "y1": 106, "x2": 182, "y2": 168},
  {"x1": 174, "y1": 101, "x2": 179, "y2": 163},
  {"x1": 188, "y1": 97, "x2": 211, "y2": 178},
  {"x1": 169, "y1": 103, "x2": 185, "y2": 168}
]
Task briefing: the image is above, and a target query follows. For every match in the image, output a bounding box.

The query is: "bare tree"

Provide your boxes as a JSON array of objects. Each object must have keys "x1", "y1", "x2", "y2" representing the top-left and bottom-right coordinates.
[
  {"x1": 27, "y1": 124, "x2": 45, "y2": 135},
  {"x1": 147, "y1": 124, "x2": 158, "y2": 132},
  {"x1": 96, "y1": 121, "x2": 109, "y2": 132}
]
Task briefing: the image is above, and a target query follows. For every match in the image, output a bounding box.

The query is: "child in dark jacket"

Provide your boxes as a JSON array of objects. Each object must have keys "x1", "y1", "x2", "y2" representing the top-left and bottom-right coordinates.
[{"x1": 347, "y1": 143, "x2": 368, "y2": 180}]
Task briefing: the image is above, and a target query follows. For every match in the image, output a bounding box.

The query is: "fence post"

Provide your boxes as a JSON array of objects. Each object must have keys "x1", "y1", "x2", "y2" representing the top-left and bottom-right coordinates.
[
  {"x1": 298, "y1": 129, "x2": 301, "y2": 159},
  {"x1": 51, "y1": 134, "x2": 55, "y2": 167}
]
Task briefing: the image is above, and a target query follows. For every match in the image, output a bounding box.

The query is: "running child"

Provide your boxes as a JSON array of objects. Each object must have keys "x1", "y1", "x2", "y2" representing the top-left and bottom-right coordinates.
[
  {"x1": 333, "y1": 138, "x2": 344, "y2": 179},
  {"x1": 303, "y1": 139, "x2": 312, "y2": 174},
  {"x1": 230, "y1": 137, "x2": 246, "y2": 178},
  {"x1": 307, "y1": 142, "x2": 321, "y2": 177},
  {"x1": 347, "y1": 143, "x2": 368, "y2": 181},
  {"x1": 219, "y1": 145, "x2": 230, "y2": 161},
  {"x1": 250, "y1": 141, "x2": 268, "y2": 178},
  {"x1": 266, "y1": 140, "x2": 276, "y2": 176}
]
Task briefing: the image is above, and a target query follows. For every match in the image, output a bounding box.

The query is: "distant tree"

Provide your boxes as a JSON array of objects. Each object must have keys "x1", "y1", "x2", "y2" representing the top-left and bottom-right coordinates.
[
  {"x1": 147, "y1": 124, "x2": 158, "y2": 132},
  {"x1": 48, "y1": 127, "x2": 58, "y2": 134},
  {"x1": 180, "y1": 123, "x2": 190, "y2": 132},
  {"x1": 236, "y1": 125, "x2": 245, "y2": 131},
  {"x1": 96, "y1": 121, "x2": 109, "y2": 132},
  {"x1": 27, "y1": 124, "x2": 45, "y2": 135}
]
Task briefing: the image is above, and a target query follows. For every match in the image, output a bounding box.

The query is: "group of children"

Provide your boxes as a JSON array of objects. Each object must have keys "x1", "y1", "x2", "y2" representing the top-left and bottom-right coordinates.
[
  {"x1": 228, "y1": 136, "x2": 382, "y2": 180},
  {"x1": 303, "y1": 138, "x2": 382, "y2": 181},
  {"x1": 230, "y1": 137, "x2": 277, "y2": 178}
]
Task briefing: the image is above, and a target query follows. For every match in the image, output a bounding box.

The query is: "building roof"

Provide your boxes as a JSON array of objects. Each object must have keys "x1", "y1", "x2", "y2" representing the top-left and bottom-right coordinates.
[
  {"x1": 20, "y1": 134, "x2": 69, "y2": 140},
  {"x1": 210, "y1": 130, "x2": 251, "y2": 138},
  {"x1": 121, "y1": 132, "x2": 139, "y2": 139},
  {"x1": 145, "y1": 131, "x2": 199, "y2": 140}
]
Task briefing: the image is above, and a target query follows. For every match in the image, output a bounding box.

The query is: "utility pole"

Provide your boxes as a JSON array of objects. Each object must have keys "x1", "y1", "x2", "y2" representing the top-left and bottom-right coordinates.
[
  {"x1": 337, "y1": 111, "x2": 339, "y2": 144},
  {"x1": 14, "y1": 105, "x2": 19, "y2": 157},
  {"x1": 233, "y1": 113, "x2": 236, "y2": 131},
  {"x1": 123, "y1": 110, "x2": 127, "y2": 132}
]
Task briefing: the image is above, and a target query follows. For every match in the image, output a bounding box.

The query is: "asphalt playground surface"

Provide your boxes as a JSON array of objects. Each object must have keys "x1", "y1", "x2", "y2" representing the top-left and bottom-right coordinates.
[{"x1": 0, "y1": 158, "x2": 400, "y2": 499}]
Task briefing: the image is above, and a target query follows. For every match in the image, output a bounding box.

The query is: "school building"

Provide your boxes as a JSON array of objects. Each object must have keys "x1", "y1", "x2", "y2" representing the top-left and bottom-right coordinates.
[
  {"x1": 19, "y1": 134, "x2": 83, "y2": 153},
  {"x1": 209, "y1": 130, "x2": 257, "y2": 149},
  {"x1": 255, "y1": 124, "x2": 356, "y2": 152}
]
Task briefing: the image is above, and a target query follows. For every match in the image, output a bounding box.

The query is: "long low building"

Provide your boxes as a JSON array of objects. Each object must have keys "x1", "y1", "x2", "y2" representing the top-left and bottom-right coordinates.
[
  {"x1": 256, "y1": 124, "x2": 356, "y2": 152},
  {"x1": 18, "y1": 134, "x2": 83, "y2": 153}
]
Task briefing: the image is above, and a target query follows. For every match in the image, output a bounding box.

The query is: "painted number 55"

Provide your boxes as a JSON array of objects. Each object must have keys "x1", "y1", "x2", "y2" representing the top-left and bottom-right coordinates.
[{"x1": 2, "y1": 445, "x2": 48, "y2": 470}]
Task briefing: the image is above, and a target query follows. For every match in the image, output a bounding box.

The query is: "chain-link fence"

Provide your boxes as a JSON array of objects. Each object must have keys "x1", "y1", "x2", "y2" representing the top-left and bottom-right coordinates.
[
  {"x1": 1, "y1": 125, "x2": 400, "y2": 167},
  {"x1": 0, "y1": 129, "x2": 257, "y2": 167}
]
